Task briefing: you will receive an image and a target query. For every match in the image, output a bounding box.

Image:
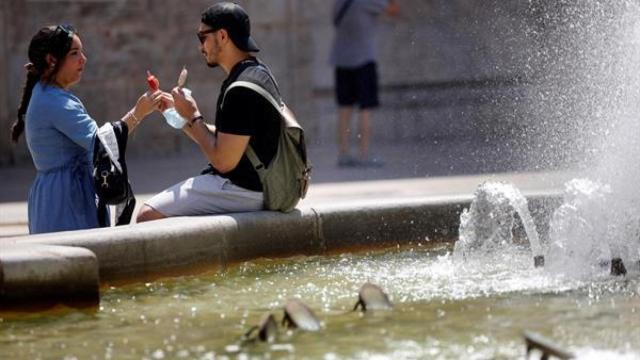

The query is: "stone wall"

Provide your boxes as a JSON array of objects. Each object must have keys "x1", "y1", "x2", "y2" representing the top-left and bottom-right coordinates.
[
  {"x1": 1, "y1": 1, "x2": 11, "y2": 165},
  {"x1": 0, "y1": 0, "x2": 541, "y2": 166}
]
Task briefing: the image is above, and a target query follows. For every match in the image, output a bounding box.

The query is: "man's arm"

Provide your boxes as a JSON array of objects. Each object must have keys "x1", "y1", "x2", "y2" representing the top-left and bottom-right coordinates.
[
  {"x1": 184, "y1": 122, "x2": 249, "y2": 174},
  {"x1": 171, "y1": 87, "x2": 249, "y2": 174}
]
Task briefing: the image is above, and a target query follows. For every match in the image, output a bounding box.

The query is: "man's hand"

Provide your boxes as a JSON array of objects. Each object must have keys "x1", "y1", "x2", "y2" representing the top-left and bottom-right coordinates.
[{"x1": 171, "y1": 87, "x2": 200, "y2": 121}]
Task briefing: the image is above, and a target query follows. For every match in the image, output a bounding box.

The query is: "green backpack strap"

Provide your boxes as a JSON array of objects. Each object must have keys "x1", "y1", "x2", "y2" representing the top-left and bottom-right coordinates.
[
  {"x1": 222, "y1": 80, "x2": 298, "y2": 176},
  {"x1": 244, "y1": 145, "x2": 266, "y2": 178},
  {"x1": 223, "y1": 80, "x2": 283, "y2": 111},
  {"x1": 223, "y1": 80, "x2": 310, "y2": 211}
]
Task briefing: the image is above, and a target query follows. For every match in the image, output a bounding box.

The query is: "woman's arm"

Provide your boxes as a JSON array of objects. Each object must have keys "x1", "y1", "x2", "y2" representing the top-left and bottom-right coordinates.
[
  {"x1": 52, "y1": 99, "x2": 98, "y2": 151},
  {"x1": 120, "y1": 90, "x2": 163, "y2": 134}
]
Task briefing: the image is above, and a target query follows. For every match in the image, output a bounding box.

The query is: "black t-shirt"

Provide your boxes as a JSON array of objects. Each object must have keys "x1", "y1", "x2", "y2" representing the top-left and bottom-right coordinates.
[{"x1": 208, "y1": 58, "x2": 281, "y2": 192}]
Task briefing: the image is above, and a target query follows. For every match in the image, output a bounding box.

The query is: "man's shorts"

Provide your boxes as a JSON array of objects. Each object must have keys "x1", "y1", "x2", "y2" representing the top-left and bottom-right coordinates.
[
  {"x1": 144, "y1": 174, "x2": 264, "y2": 216},
  {"x1": 335, "y1": 62, "x2": 379, "y2": 109}
]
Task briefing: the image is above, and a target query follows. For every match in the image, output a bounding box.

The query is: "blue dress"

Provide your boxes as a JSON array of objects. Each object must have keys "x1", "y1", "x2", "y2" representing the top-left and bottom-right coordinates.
[{"x1": 25, "y1": 81, "x2": 99, "y2": 234}]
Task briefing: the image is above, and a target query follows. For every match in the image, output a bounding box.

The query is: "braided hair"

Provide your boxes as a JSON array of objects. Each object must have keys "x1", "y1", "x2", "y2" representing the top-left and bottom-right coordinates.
[{"x1": 11, "y1": 24, "x2": 76, "y2": 143}]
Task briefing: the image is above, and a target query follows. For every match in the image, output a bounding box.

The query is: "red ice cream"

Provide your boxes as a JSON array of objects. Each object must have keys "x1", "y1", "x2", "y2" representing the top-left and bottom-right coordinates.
[{"x1": 146, "y1": 70, "x2": 160, "y2": 91}]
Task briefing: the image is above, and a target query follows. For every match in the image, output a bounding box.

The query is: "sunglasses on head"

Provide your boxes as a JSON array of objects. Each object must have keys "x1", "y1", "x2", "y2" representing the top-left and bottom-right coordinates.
[
  {"x1": 50, "y1": 24, "x2": 76, "y2": 57},
  {"x1": 197, "y1": 29, "x2": 217, "y2": 44},
  {"x1": 55, "y1": 24, "x2": 75, "y2": 39}
]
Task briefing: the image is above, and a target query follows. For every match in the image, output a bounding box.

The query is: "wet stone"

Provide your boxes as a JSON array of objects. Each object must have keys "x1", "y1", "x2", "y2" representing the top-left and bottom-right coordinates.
[
  {"x1": 353, "y1": 283, "x2": 393, "y2": 312},
  {"x1": 282, "y1": 299, "x2": 321, "y2": 332}
]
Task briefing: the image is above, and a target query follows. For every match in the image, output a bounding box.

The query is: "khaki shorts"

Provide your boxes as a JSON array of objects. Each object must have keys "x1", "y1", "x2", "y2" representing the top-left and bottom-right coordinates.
[{"x1": 144, "y1": 174, "x2": 264, "y2": 216}]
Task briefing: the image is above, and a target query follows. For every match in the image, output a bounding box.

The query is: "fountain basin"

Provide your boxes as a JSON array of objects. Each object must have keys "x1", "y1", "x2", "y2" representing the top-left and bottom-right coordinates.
[
  {"x1": 2, "y1": 191, "x2": 637, "y2": 359},
  {"x1": 1, "y1": 243, "x2": 638, "y2": 359},
  {"x1": 0, "y1": 193, "x2": 560, "y2": 307}
]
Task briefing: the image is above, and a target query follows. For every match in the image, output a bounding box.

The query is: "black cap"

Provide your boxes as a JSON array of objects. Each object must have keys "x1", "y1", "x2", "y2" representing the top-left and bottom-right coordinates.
[{"x1": 201, "y1": 2, "x2": 259, "y2": 52}]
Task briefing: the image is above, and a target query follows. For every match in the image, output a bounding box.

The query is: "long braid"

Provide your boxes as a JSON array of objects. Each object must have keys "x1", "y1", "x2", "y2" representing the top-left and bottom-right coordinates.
[
  {"x1": 11, "y1": 69, "x2": 40, "y2": 143},
  {"x1": 9, "y1": 25, "x2": 74, "y2": 143}
]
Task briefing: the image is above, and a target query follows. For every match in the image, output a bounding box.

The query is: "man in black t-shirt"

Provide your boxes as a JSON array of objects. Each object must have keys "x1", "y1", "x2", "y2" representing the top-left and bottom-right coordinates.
[{"x1": 137, "y1": 2, "x2": 281, "y2": 222}]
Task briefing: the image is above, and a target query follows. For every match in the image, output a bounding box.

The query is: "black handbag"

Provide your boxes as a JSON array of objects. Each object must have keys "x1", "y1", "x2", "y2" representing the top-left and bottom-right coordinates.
[{"x1": 93, "y1": 120, "x2": 136, "y2": 227}]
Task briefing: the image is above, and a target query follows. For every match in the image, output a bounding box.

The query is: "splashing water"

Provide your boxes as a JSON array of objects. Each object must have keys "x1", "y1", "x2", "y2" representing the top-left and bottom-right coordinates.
[
  {"x1": 521, "y1": 1, "x2": 640, "y2": 171},
  {"x1": 546, "y1": 179, "x2": 612, "y2": 277},
  {"x1": 453, "y1": 181, "x2": 542, "y2": 264},
  {"x1": 546, "y1": 178, "x2": 640, "y2": 278},
  {"x1": 456, "y1": 178, "x2": 640, "y2": 279},
  {"x1": 522, "y1": 1, "x2": 640, "y2": 276},
  {"x1": 455, "y1": 1, "x2": 640, "y2": 278}
]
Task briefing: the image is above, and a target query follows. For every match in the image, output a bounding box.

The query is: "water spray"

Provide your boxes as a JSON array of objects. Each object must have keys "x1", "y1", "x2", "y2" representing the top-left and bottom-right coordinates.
[{"x1": 454, "y1": 182, "x2": 544, "y2": 268}]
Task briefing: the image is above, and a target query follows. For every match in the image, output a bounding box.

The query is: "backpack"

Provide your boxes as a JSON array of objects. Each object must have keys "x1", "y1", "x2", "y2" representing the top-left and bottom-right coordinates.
[
  {"x1": 93, "y1": 121, "x2": 136, "y2": 226},
  {"x1": 222, "y1": 81, "x2": 311, "y2": 212}
]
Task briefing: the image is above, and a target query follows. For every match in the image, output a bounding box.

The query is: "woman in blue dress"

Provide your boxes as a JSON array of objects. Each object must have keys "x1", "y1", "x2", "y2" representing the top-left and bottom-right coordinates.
[{"x1": 10, "y1": 25, "x2": 163, "y2": 234}]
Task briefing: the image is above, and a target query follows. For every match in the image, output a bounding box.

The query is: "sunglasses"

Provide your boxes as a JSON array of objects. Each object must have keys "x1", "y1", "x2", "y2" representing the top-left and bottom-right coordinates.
[
  {"x1": 197, "y1": 29, "x2": 217, "y2": 44},
  {"x1": 55, "y1": 24, "x2": 75, "y2": 40},
  {"x1": 51, "y1": 24, "x2": 76, "y2": 57}
]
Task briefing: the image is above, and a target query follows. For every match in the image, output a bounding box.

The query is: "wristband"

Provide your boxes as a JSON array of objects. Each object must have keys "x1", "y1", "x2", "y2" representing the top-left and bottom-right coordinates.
[{"x1": 189, "y1": 115, "x2": 204, "y2": 127}]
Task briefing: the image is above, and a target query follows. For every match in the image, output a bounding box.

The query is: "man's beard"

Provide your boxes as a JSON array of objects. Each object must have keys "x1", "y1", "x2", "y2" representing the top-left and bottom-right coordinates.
[
  {"x1": 204, "y1": 52, "x2": 218, "y2": 68},
  {"x1": 205, "y1": 43, "x2": 220, "y2": 68}
]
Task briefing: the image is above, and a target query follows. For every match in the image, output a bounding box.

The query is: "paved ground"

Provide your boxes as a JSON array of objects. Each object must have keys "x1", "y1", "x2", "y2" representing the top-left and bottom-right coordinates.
[{"x1": 0, "y1": 140, "x2": 579, "y2": 237}]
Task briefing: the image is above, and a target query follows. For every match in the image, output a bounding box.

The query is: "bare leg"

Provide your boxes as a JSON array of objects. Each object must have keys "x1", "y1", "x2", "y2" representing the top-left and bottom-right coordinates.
[
  {"x1": 358, "y1": 109, "x2": 372, "y2": 160},
  {"x1": 136, "y1": 204, "x2": 167, "y2": 223},
  {"x1": 337, "y1": 106, "x2": 353, "y2": 156}
]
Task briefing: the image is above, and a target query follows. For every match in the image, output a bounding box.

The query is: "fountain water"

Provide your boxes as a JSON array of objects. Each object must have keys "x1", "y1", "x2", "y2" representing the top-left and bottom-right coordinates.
[
  {"x1": 546, "y1": 178, "x2": 640, "y2": 277},
  {"x1": 454, "y1": 175, "x2": 640, "y2": 280},
  {"x1": 453, "y1": 181, "x2": 543, "y2": 266},
  {"x1": 524, "y1": 1, "x2": 640, "y2": 262},
  {"x1": 454, "y1": 177, "x2": 640, "y2": 278},
  {"x1": 452, "y1": 1, "x2": 640, "y2": 278},
  {"x1": 521, "y1": 1, "x2": 640, "y2": 171}
]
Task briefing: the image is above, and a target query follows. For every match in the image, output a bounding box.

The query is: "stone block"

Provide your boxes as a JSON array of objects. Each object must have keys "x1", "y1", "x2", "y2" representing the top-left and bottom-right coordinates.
[
  {"x1": 316, "y1": 198, "x2": 467, "y2": 252},
  {"x1": 0, "y1": 245, "x2": 99, "y2": 309},
  {"x1": 18, "y1": 216, "x2": 234, "y2": 280},
  {"x1": 225, "y1": 208, "x2": 321, "y2": 264}
]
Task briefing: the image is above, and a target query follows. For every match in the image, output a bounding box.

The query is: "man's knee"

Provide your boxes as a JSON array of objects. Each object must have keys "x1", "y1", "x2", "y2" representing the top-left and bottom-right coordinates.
[{"x1": 136, "y1": 205, "x2": 166, "y2": 223}]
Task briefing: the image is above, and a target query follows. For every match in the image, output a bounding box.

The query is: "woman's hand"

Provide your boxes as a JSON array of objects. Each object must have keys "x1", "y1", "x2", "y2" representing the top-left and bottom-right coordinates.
[
  {"x1": 171, "y1": 87, "x2": 200, "y2": 121},
  {"x1": 157, "y1": 91, "x2": 174, "y2": 112},
  {"x1": 133, "y1": 90, "x2": 163, "y2": 120}
]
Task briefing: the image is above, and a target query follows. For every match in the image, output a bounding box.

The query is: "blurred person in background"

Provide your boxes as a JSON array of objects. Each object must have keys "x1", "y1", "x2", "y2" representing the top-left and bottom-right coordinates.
[
  {"x1": 10, "y1": 24, "x2": 162, "y2": 234},
  {"x1": 330, "y1": 0, "x2": 399, "y2": 167}
]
